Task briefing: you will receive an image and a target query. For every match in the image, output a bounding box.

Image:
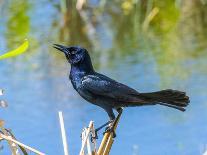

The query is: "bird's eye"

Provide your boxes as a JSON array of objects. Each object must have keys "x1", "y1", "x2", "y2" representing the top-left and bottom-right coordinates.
[{"x1": 71, "y1": 51, "x2": 76, "y2": 55}]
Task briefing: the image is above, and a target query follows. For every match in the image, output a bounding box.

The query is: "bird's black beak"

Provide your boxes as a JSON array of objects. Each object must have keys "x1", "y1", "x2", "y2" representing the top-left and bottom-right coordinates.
[{"x1": 53, "y1": 44, "x2": 68, "y2": 53}]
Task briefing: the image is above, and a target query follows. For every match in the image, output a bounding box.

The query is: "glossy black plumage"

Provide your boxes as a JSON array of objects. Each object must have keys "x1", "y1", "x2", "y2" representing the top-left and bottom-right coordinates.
[{"x1": 53, "y1": 44, "x2": 190, "y2": 121}]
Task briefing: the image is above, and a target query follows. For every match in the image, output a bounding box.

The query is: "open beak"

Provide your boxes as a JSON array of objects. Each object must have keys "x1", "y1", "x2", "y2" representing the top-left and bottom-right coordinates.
[{"x1": 53, "y1": 44, "x2": 68, "y2": 53}]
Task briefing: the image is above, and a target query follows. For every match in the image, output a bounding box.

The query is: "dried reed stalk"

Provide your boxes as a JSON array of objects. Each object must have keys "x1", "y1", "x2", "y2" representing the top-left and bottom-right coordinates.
[
  {"x1": 0, "y1": 133, "x2": 45, "y2": 155},
  {"x1": 97, "y1": 112, "x2": 122, "y2": 155},
  {"x1": 79, "y1": 121, "x2": 94, "y2": 155},
  {"x1": 58, "y1": 111, "x2": 69, "y2": 155}
]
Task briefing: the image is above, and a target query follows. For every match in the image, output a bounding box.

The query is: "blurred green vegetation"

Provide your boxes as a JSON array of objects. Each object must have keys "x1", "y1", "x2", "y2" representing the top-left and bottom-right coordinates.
[
  {"x1": 0, "y1": 40, "x2": 29, "y2": 60},
  {"x1": 5, "y1": 0, "x2": 30, "y2": 49},
  {"x1": 1, "y1": 0, "x2": 207, "y2": 87}
]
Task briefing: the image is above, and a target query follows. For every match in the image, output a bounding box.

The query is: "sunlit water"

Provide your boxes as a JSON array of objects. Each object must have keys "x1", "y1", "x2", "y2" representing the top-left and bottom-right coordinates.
[{"x1": 0, "y1": 0, "x2": 207, "y2": 154}]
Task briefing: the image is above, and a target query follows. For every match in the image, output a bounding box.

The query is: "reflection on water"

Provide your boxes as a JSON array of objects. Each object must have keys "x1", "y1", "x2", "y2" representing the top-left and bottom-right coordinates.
[{"x1": 0, "y1": 0, "x2": 207, "y2": 154}]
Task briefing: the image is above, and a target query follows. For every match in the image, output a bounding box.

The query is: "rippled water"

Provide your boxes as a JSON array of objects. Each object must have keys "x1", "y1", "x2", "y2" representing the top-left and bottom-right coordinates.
[{"x1": 0, "y1": 0, "x2": 207, "y2": 154}]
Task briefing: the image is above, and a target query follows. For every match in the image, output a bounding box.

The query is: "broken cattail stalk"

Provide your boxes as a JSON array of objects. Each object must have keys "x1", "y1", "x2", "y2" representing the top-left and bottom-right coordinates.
[
  {"x1": 79, "y1": 121, "x2": 93, "y2": 155},
  {"x1": 97, "y1": 112, "x2": 122, "y2": 155},
  {"x1": 86, "y1": 129, "x2": 92, "y2": 155}
]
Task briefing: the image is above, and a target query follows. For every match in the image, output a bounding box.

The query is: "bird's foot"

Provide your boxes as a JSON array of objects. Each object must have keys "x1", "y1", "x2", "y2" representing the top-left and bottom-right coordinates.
[
  {"x1": 90, "y1": 130, "x2": 98, "y2": 143},
  {"x1": 92, "y1": 120, "x2": 114, "y2": 140},
  {"x1": 91, "y1": 129, "x2": 99, "y2": 140},
  {"x1": 103, "y1": 125, "x2": 116, "y2": 138}
]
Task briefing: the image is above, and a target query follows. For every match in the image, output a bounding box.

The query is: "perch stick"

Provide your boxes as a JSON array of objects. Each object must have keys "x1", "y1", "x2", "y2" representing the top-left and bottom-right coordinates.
[
  {"x1": 97, "y1": 132, "x2": 110, "y2": 154},
  {"x1": 103, "y1": 115, "x2": 121, "y2": 155},
  {"x1": 98, "y1": 111, "x2": 122, "y2": 155},
  {"x1": 103, "y1": 137, "x2": 113, "y2": 155}
]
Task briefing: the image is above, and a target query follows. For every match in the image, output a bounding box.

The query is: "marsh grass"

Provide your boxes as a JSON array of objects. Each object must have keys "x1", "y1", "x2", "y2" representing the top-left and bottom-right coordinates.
[{"x1": 0, "y1": 89, "x2": 44, "y2": 155}]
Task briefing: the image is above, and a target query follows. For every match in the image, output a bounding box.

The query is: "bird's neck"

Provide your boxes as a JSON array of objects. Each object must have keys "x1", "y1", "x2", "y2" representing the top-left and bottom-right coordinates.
[
  {"x1": 70, "y1": 62, "x2": 94, "y2": 78},
  {"x1": 69, "y1": 53, "x2": 95, "y2": 82},
  {"x1": 69, "y1": 63, "x2": 94, "y2": 90}
]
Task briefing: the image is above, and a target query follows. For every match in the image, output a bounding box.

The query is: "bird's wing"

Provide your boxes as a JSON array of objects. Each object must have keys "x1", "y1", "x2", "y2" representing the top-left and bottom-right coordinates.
[{"x1": 81, "y1": 74, "x2": 145, "y2": 103}]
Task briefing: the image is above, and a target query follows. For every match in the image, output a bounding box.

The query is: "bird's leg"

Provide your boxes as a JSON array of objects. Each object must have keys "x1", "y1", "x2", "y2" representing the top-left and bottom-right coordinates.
[
  {"x1": 95, "y1": 120, "x2": 114, "y2": 132},
  {"x1": 104, "y1": 108, "x2": 123, "y2": 138},
  {"x1": 92, "y1": 120, "x2": 113, "y2": 140},
  {"x1": 92, "y1": 108, "x2": 115, "y2": 140}
]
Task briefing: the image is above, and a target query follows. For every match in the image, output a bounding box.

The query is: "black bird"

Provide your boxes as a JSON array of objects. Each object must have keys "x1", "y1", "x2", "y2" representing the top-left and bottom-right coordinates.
[{"x1": 53, "y1": 44, "x2": 190, "y2": 136}]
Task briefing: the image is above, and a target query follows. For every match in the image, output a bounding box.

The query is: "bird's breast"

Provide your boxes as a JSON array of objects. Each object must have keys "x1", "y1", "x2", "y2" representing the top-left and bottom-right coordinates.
[
  {"x1": 77, "y1": 88, "x2": 95, "y2": 102},
  {"x1": 69, "y1": 74, "x2": 94, "y2": 103},
  {"x1": 70, "y1": 77, "x2": 82, "y2": 90},
  {"x1": 69, "y1": 70, "x2": 85, "y2": 90}
]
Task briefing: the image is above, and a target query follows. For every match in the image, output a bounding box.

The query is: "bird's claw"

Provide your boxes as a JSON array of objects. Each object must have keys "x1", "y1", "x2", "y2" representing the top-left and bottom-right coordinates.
[
  {"x1": 103, "y1": 126, "x2": 116, "y2": 138},
  {"x1": 90, "y1": 129, "x2": 99, "y2": 142},
  {"x1": 94, "y1": 129, "x2": 99, "y2": 139}
]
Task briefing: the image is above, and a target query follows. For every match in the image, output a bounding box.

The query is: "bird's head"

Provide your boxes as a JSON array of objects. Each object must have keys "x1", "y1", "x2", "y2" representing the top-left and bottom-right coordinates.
[
  {"x1": 53, "y1": 44, "x2": 94, "y2": 72},
  {"x1": 53, "y1": 44, "x2": 89, "y2": 65}
]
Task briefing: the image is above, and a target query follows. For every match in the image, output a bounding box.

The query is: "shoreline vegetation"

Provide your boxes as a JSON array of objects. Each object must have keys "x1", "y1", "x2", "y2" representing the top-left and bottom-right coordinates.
[{"x1": 0, "y1": 89, "x2": 45, "y2": 155}]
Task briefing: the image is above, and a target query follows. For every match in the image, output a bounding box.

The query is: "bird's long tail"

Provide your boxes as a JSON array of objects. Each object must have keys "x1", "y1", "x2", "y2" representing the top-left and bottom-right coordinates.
[{"x1": 140, "y1": 89, "x2": 190, "y2": 111}]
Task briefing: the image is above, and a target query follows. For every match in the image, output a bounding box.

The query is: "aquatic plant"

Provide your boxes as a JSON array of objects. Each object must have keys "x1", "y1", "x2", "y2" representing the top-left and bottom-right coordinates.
[{"x1": 0, "y1": 40, "x2": 29, "y2": 60}]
